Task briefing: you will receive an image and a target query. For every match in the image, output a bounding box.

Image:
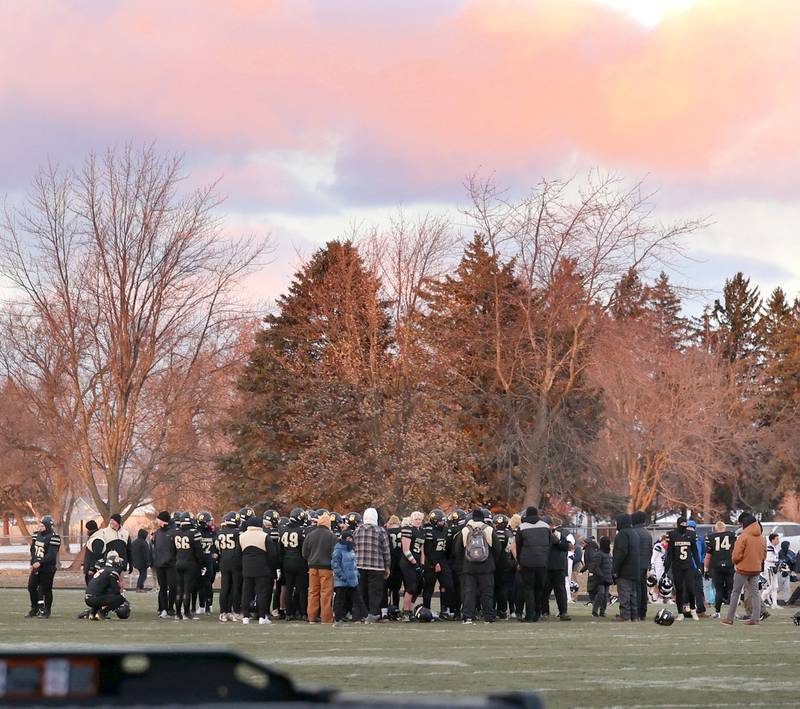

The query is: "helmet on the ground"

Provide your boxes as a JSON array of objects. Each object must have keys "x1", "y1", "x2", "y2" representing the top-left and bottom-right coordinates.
[
  {"x1": 758, "y1": 574, "x2": 768, "y2": 590},
  {"x1": 569, "y1": 579, "x2": 579, "y2": 594},
  {"x1": 654, "y1": 608, "x2": 675, "y2": 626},
  {"x1": 793, "y1": 611, "x2": 800, "y2": 626},
  {"x1": 493, "y1": 513, "x2": 508, "y2": 528},
  {"x1": 646, "y1": 572, "x2": 658, "y2": 588},
  {"x1": 197, "y1": 511, "x2": 213, "y2": 527},
  {"x1": 658, "y1": 576, "x2": 673, "y2": 596},
  {"x1": 413, "y1": 605, "x2": 434, "y2": 623},
  {"x1": 222, "y1": 511, "x2": 239, "y2": 527},
  {"x1": 429, "y1": 509, "x2": 446, "y2": 527},
  {"x1": 386, "y1": 606, "x2": 401, "y2": 621},
  {"x1": 345, "y1": 512, "x2": 362, "y2": 528},
  {"x1": 115, "y1": 601, "x2": 131, "y2": 619}
]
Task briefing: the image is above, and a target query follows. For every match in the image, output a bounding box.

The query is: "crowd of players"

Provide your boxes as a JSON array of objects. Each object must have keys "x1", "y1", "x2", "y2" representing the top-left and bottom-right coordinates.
[{"x1": 24, "y1": 505, "x2": 799, "y2": 626}]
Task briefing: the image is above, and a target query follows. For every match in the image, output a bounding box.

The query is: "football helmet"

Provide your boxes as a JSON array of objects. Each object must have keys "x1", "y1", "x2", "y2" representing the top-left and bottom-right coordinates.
[
  {"x1": 115, "y1": 601, "x2": 131, "y2": 619},
  {"x1": 658, "y1": 576, "x2": 674, "y2": 596},
  {"x1": 197, "y1": 511, "x2": 213, "y2": 528},
  {"x1": 222, "y1": 511, "x2": 239, "y2": 528},
  {"x1": 239, "y1": 507, "x2": 255, "y2": 524},
  {"x1": 413, "y1": 604, "x2": 434, "y2": 623},
  {"x1": 646, "y1": 572, "x2": 658, "y2": 588},
  {"x1": 429, "y1": 509, "x2": 446, "y2": 527},
  {"x1": 758, "y1": 574, "x2": 767, "y2": 590},
  {"x1": 793, "y1": 611, "x2": 800, "y2": 626},
  {"x1": 569, "y1": 579, "x2": 579, "y2": 594},
  {"x1": 448, "y1": 509, "x2": 467, "y2": 526},
  {"x1": 493, "y1": 513, "x2": 509, "y2": 529},
  {"x1": 171, "y1": 511, "x2": 183, "y2": 523},
  {"x1": 41, "y1": 515, "x2": 55, "y2": 529},
  {"x1": 178, "y1": 511, "x2": 192, "y2": 528},
  {"x1": 654, "y1": 608, "x2": 675, "y2": 626},
  {"x1": 481, "y1": 508, "x2": 492, "y2": 523},
  {"x1": 289, "y1": 507, "x2": 304, "y2": 523},
  {"x1": 330, "y1": 512, "x2": 343, "y2": 530},
  {"x1": 105, "y1": 550, "x2": 125, "y2": 571},
  {"x1": 345, "y1": 512, "x2": 362, "y2": 529},
  {"x1": 779, "y1": 562, "x2": 791, "y2": 578}
]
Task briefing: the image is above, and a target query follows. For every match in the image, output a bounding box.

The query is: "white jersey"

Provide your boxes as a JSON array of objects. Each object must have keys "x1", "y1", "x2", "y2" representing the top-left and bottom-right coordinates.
[{"x1": 650, "y1": 542, "x2": 666, "y2": 577}]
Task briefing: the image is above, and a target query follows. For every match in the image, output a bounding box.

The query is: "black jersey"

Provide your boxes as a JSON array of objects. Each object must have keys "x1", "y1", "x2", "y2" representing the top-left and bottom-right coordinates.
[
  {"x1": 30, "y1": 529, "x2": 61, "y2": 571},
  {"x1": 424, "y1": 525, "x2": 449, "y2": 564},
  {"x1": 401, "y1": 524, "x2": 425, "y2": 560},
  {"x1": 387, "y1": 527, "x2": 403, "y2": 560},
  {"x1": 86, "y1": 566, "x2": 121, "y2": 596},
  {"x1": 174, "y1": 528, "x2": 204, "y2": 568},
  {"x1": 666, "y1": 529, "x2": 700, "y2": 571},
  {"x1": 705, "y1": 531, "x2": 735, "y2": 569},
  {"x1": 198, "y1": 527, "x2": 216, "y2": 558},
  {"x1": 216, "y1": 528, "x2": 242, "y2": 570},
  {"x1": 278, "y1": 523, "x2": 306, "y2": 560},
  {"x1": 495, "y1": 527, "x2": 515, "y2": 565}
]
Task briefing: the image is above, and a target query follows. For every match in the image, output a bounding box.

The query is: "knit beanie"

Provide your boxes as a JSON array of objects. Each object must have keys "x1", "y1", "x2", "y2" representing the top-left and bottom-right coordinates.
[
  {"x1": 246, "y1": 516, "x2": 262, "y2": 529},
  {"x1": 157, "y1": 511, "x2": 171, "y2": 523},
  {"x1": 110, "y1": 513, "x2": 123, "y2": 525},
  {"x1": 85, "y1": 520, "x2": 99, "y2": 533},
  {"x1": 471, "y1": 509, "x2": 484, "y2": 522}
]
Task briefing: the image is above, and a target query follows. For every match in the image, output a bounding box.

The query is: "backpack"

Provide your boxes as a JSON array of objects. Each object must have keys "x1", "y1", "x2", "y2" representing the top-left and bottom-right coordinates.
[{"x1": 464, "y1": 524, "x2": 490, "y2": 563}]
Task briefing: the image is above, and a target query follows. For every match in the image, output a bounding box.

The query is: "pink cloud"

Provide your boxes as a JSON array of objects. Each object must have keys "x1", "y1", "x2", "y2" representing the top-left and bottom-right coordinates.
[{"x1": 1, "y1": 0, "x2": 798, "y2": 207}]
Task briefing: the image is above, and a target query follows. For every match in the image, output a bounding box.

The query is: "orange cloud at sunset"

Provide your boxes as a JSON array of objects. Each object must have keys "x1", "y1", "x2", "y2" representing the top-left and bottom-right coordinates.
[{"x1": 1, "y1": 0, "x2": 798, "y2": 206}]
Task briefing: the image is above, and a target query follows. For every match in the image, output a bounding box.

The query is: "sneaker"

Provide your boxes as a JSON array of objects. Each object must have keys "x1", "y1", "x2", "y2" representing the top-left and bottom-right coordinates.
[
  {"x1": 598, "y1": 612, "x2": 606, "y2": 618},
  {"x1": 558, "y1": 614, "x2": 572, "y2": 621},
  {"x1": 462, "y1": 618, "x2": 473, "y2": 624},
  {"x1": 591, "y1": 611, "x2": 599, "y2": 618},
  {"x1": 711, "y1": 612, "x2": 720, "y2": 619},
  {"x1": 25, "y1": 609, "x2": 38, "y2": 618},
  {"x1": 364, "y1": 614, "x2": 381, "y2": 624},
  {"x1": 219, "y1": 613, "x2": 228, "y2": 623},
  {"x1": 676, "y1": 614, "x2": 685, "y2": 621},
  {"x1": 36, "y1": 610, "x2": 51, "y2": 619},
  {"x1": 334, "y1": 620, "x2": 346, "y2": 627},
  {"x1": 258, "y1": 617, "x2": 271, "y2": 625},
  {"x1": 160, "y1": 610, "x2": 168, "y2": 619},
  {"x1": 175, "y1": 614, "x2": 183, "y2": 621},
  {"x1": 509, "y1": 612, "x2": 517, "y2": 619},
  {"x1": 690, "y1": 610, "x2": 699, "y2": 621},
  {"x1": 760, "y1": 611, "x2": 770, "y2": 621},
  {"x1": 242, "y1": 617, "x2": 251, "y2": 624},
  {"x1": 77, "y1": 610, "x2": 91, "y2": 619}
]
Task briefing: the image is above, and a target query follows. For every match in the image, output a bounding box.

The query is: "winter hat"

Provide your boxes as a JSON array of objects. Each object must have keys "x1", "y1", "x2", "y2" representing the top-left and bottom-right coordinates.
[
  {"x1": 85, "y1": 520, "x2": 99, "y2": 533},
  {"x1": 471, "y1": 509, "x2": 484, "y2": 522},
  {"x1": 110, "y1": 513, "x2": 123, "y2": 525},
  {"x1": 340, "y1": 529, "x2": 354, "y2": 543},
  {"x1": 363, "y1": 508, "x2": 378, "y2": 526},
  {"x1": 687, "y1": 520, "x2": 697, "y2": 529},
  {"x1": 631, "y1": 511, "x2": 646, "y2": 526},
  {"x1": 246, "y1": 516, "x2": 262, "y2": 528},
  {"x1": 599, "y1": 536, "x2": 611, "y2": 553},
  {"x1": 157, "y1": 511, "x2": 171, "y2": 523},
  {"x1": 137, "y1": 528, "x2": 148, "y2": 539},
  {"x1": 738, "y1": 512, "x2": 756, "y2": 529},
  {"x1": 523, "y1": 506, "x2": 538, "y2": 521},
  {"x1": 676, "y1": 516, "x2": 688, "y2": 529}
]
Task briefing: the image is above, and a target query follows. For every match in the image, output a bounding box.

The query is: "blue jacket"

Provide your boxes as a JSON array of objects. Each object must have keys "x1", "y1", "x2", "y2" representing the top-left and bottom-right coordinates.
[
  {"x1": 332, "y1": 542, "x2": 359, "y2": 588},
  {"x1": 687, "y1": 523, "x2": 706, "y2": 571}
]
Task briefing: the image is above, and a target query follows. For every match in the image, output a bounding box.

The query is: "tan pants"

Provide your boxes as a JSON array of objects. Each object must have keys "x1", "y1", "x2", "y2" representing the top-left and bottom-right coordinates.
[{"x1": 308, "y1": 568, "x2": 333, "y2": 624}]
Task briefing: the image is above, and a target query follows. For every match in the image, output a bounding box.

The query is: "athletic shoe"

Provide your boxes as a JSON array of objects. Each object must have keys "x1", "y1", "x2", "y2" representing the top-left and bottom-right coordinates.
[
  {"x1": 462, "y1": 618, "x2": 473, "y2": 624},
  {"x1": 558, "y1": 614, "x2": 572, "y2": 621},
  {"x1": 760, "y1": 610, "x2": 770, "y2": 621},
  {"x1": 676, "y1": 614, "x2": 685, "y2": 621},
  {"x1": 36, "y1": 610, "x2": 51, "y2": 619},
  {"x1": 24, "y1": 609, "x2": 38, "y2": 618},
  {"x1": 334, "y1": 620, "x2": 346, "y2": 627},
  {"x1": 159, "y1": 610, "x2": 168, "y2": 619},
  {"x1": 219, "y1": 613, "x2": 228, "y2": 623},
  {"x1": 690, "y1": 610, "x2": 699, "y2": 621},
  {"x1": 242, "y1": 617, "x2": 251, "y2": 624},
  {"x1": 711, "y1": 612, "x2": 720, "y2": 619},
  {"x1": 175, "y1": 614, "x2": 183, "y2": 621},
  {"x1": 191, "y1": 614, "x2": 200, "y2": 620},
  {"x1": 509, "y1": 612, "x2": 517, "y2": 619},
  {"x1": 258, "y1": 617, "x2": 271, "y2": 625}
]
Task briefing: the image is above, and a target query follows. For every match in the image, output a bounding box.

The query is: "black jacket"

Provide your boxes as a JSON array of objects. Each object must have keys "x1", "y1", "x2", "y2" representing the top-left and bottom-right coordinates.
[
  {"x1": 453, "y1": 521, "x2": 502, "y2": 574},
  {"x1": 631, "y1": 517, "x2": 652, "y2": 573},
  {"x1": 589, "y1": 549, "x2": 613, "y2": 586},
  {"x1": 302, "y1": 525, "x2": 335, "y2": 569},
  {"x1": 515, "y1": 517, "x2": 551, "y2": 569},
  {"x1": 547, "y1": 530, "x2": 570, "y2": 573},
  {"x1": 581, "y1": 539, "x2": 599, "y2": 573},
  {"x1": 86, "y1": 566, "x2": 121, "y2": 597},
  {"x1": 151, "y1": 524, "x2": 177, "y2": 568},
  {"x1": 240, "y1": 527, "x2": 279, "y2": 578},
  {"x1": 130, "y1": 530, "x2": 151, "y2": 570},
  {"x1": 612, "y1": 514, "x2": 641, "y2": 581}
]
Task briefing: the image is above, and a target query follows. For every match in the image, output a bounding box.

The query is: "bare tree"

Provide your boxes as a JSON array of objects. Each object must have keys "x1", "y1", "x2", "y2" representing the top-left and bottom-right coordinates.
[
  {"x1": 463, "y1": 172, "x2": 704, "y2": 506},
  {"x1": 0, "y1": 146, "x2": 269, "y2": 522}
]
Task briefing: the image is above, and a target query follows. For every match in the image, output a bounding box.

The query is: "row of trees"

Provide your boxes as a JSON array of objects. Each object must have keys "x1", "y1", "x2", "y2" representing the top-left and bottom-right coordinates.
[
  {"x1": 222, "y1": 180, "x2": 799, "y2": 520},
  {"x1": 1, "y1": 150, "x2": 796, "y2": 531}
]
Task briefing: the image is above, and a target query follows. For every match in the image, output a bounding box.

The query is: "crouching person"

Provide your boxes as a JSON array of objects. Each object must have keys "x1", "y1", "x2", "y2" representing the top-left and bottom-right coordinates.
[{"x1": 84, "y1": 551, "x2": 128, "y2": 620}]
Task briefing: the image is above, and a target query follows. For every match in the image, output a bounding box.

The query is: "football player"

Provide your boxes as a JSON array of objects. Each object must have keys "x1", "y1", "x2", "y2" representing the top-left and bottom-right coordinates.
[
  {"x1": 763, "y1": 533, "x2": 780, "y2": 608},
  {"x1": 345, "y1": 512, "x2": 362, "y2": 532},
  {"x1": 665, "y1": 517, "x2": 701, "y2": 620},
  {"x1": 493, "y1": 513, "x2": 515, "y2": 619},
  {"x1": 174, "y1": 512, "x2": 204, "y2": 621},
  {"x1": 217, "y1": 511, "x2": 243, "y2": 622},
  {"x1": 649, "y1": 534, "x2": 668, "y2": 602},
  {"x1": 196, "y1": 512, "x2": 218, "y2": 615},
  {"x1": 280, "y1": 508, "x2": 309, "y2": 621},
  {"x1": 423, "y1": 509, "x2": 453, "y2": 615},
  {"x1": 704, "y1": 520, "x2": 736, "y2": 618},
  {"x1": 84, "y1": 551, "x2": 127, "y2": 620},
  {"x1": 27, "y1": 515, "x2": 61, "y2": 618},
  {"x1": 447, "y1": 509, "x2": 467, "y2": 618},
  {"x1": 399, "y1": 511, "x2": 426, "y2": 621},
  {"x1": 385, "y1": 514, "x2": 403, "y2": 609}
]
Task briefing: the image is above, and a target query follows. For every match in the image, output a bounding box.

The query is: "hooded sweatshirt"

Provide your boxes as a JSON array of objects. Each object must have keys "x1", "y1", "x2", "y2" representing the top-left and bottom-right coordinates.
[
  {"x1": 630, "y1": 511, "x2": 652, "y2": 573},
  {"x1": 354, "y1": 507, "x2": 391, "y2": 572},
  {"x1": 130, "y1": 529, "x2": 151, "y2": 570},
  {"x1": 612, "y1": 514, "x2": 641, "y2": 581},
  {"x1": 515, "y1": 507, "x2": 551, "y2": 569},
  {"x1": 732, "y1": 520, "x2": 767, "y2": 575}
]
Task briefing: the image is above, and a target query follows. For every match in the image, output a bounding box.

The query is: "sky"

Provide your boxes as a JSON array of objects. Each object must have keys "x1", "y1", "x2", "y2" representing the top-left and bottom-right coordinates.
[{"x1": 1, "y1": 0, "x2": 799, "y2": 310}]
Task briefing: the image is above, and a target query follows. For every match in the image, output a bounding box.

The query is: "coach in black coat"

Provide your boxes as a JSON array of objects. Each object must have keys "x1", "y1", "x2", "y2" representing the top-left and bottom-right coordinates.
[
  {"x1": 612, "y1": 514, "x2": 640, "y2": 621},
  {"x1": 631, "y1": 511, "x2": 652, "y2": 620}
]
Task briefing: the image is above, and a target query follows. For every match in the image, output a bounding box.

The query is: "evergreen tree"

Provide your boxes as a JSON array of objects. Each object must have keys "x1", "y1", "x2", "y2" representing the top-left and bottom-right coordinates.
[
  {"x1": 711, "y1": 272, "x2": 762, "y2": 363},
  {"x1": 644, "y1": 271, "x2": 689, "y2": 348},
  {"x1": 610, "y1": 267, "x2": 647, "y2": 320}
]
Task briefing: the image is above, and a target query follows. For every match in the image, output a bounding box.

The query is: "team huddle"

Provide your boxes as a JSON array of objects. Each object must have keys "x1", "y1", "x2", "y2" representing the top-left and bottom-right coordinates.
[{"x1": 24, "y1": 505, "x2": 798, "y2": 627}]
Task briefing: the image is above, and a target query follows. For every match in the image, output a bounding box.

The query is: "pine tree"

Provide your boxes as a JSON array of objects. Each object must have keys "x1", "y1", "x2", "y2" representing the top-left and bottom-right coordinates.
[
  {"x1": 610, "y1": 267, "x2": 647, "y2": 320},
  {"x1": 644, "y1": 272, "x2": 689, "y2": 348},
  {"x1": 711, "y1": 272, "x2": 762, "y2": 363},
  {"x1": 219, "y1": 241, "x2": 392, "y2": 508}
]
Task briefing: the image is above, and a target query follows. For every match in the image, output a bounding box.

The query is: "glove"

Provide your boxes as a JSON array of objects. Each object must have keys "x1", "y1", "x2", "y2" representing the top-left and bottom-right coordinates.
[
  {"x1": 276, "y1": 569, "x2": 282, "y2": 581},
  {"x1": 200, "y1": 567, "x2": 207, "y2": 576},
  {"x1": 553, "y1": 530, "x2": 562, "y2": 541}
]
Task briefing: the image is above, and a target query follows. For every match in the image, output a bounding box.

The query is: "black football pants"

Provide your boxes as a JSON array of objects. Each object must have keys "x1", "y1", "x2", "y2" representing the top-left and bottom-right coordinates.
[
  {"x1": 422, "y1": 562, "x2": 453, "y2": 612},
  {"x1": 85, "y1": 592, "x2": 126, "y2": 613},
  {"x1": 671, "y1": 566, "x2": 695, "y2": 611},
  {"x1": 155, "y1": 566, "x2": 177, "y2": 614},
  {"x1": 176, "y1": 564, "x2": 198, "y2": 617},
  {"x1": 637, "y1": 569, "x2": 649, "y2": 620},
  {"x1": 28, "y1": 569, "x2": 55, "y2": 613},
  {"x1": 282, "y1": 558, "x2": 308, "y2": 617},
  {"x1": 219, "y1": 567, "x2": 242, "y2": 614},
  {"x1": 712, "y1": 567, "x2": 734, "y2": 613},
  {"x1": 198, "y1": 558, "x2": 215, "y2": 610},
  {"x1": 494, "y1": 565, "x2": 515, "y2": 615}
]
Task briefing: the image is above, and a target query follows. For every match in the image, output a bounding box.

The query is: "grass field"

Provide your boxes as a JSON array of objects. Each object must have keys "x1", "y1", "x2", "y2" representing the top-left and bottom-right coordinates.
[{"x1": 1, "y1": 589, "x2": 799, "y2": 708}]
